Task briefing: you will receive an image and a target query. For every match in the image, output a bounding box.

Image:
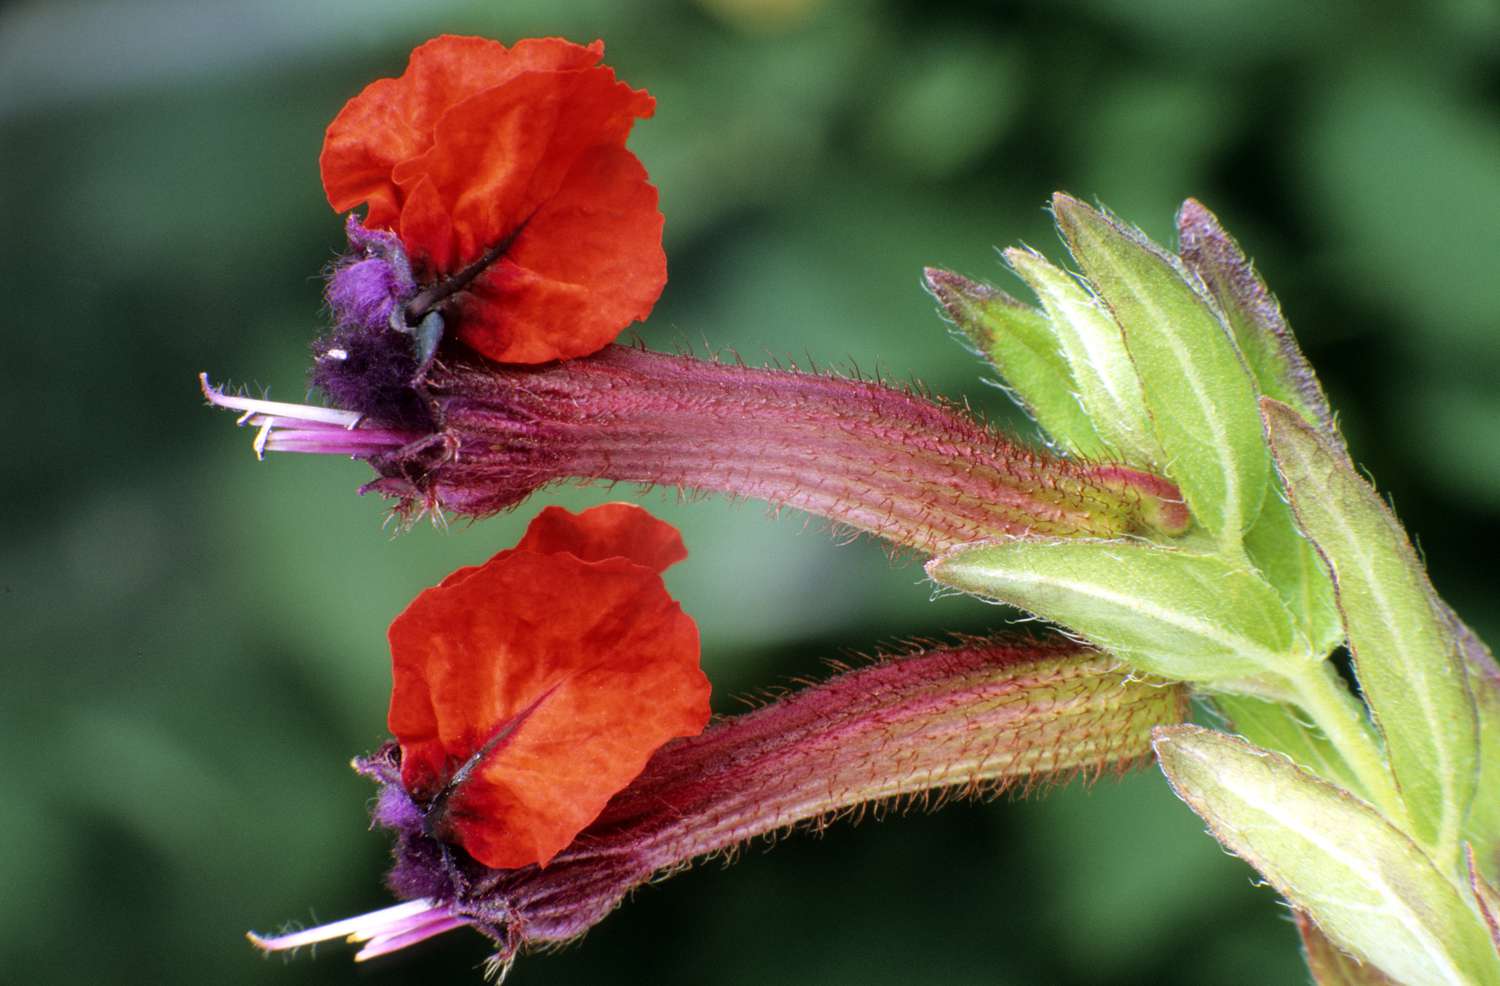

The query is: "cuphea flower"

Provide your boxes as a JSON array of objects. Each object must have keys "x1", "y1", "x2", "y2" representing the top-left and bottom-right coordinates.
[
  {"x1": 252, "y1": 633, "x2": 1186, "y2": 972},
  {"x1": 320, "y1": 34, "x2": 666, "y2": 365},
  {"x1": 204, "y1": 36, "x2": 1190, "y2": 552},
  {"x1": 385, "y1": 501, "x2": 709, "y2": 870}
]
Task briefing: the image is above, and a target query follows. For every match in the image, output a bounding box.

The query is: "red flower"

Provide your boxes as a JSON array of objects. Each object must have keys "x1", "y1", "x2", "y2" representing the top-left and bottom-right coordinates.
[
  {"x1": 321, "y1": 35, "x2": 666, "y2": 365},
  {"x1": 387, "y1": 502, "x2": 708, "y2": 870}
]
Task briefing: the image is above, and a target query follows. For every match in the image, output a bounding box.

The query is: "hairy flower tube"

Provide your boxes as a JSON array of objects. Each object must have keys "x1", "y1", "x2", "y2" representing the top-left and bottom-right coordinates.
[
  {"x1": 372, "y1": 345, "x2": 1193, "y2": 550},
  {"x1": 204, "y1": 340, "x2": 1188, "y2": 556},
  {"x1": 250, "y1": 634, "x2": 1187, "y2": 972}
]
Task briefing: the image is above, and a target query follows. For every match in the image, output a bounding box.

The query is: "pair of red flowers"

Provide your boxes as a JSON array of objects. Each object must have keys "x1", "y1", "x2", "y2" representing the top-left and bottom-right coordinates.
[{"x1": 325, "y1": 35, "x2": 705, "y2": 871}]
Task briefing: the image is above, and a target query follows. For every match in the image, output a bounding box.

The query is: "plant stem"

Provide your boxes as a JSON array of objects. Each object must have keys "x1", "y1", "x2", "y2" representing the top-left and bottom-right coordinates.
[{"x1": 1288, "y1": 661, "x2": 1405, "y2": 824}]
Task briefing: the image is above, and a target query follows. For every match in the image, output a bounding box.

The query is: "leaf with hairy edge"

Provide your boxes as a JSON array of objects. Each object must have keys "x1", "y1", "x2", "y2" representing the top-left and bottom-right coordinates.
[
  {"x1": 1264, "y1": 398, "x2": 1478, "y2": 867},
  {"x1": 1296, "y1": 911, "x2": 1400, "y2": 986},
  {"x1": 1213, "y1": 694, "x2": 1359, "y2": 792},
  {"x1": 1176, "y1": 198, "x2": 1340, "y2": 444},
  {"x1": 927, "y1": 539, "x2": 1311, "y2": 683},
  {"x1": 1244, "y1": 490, "x2": 1345, "y2": 655},
  {"x1": 1173, "y1": 200, "x2": 1342, "y2": 649},
  {"x1": 1052, "y1": 194, "x2": 1268, "y2": 546},
  {"x1": 1447, "y1": 607, "x2": 1500, "y2": 886},
  {"x1": 923, "y1": 268, "x2": 1105, "y2": 455},
  {"x1": 1003, "y1": 247, "x2": 1161, "y2": 467},
  {"x1": 1155, "y1": 726, "x2": 1500, "y2": 986}
]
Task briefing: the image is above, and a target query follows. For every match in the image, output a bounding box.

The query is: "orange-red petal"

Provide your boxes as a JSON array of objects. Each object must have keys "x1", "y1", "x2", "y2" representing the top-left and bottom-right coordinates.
[
  {"x1": 512, "y1": 503, "x2": 687, "y2": 572},
  {"x1": 321, "y1": 35, "x2": 605, "y2": 228},
  {"x1": 319, "y1": 34, "x2": 664, "y2": 365},
  {"x1": 387, "y1": 506, "x2": 707, "y2": 870},
  {"x1": 454, "y1": 143, "x2": 666, "y2": 363},
  {"x1": 434, "y1": 502, "x2": 686, "y2": 592}
]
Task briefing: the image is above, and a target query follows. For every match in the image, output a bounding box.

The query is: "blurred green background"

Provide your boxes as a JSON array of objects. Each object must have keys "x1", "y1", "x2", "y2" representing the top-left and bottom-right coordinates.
[{"x1": 3, "y1": 0, "x2": 1497, "y2": 983}]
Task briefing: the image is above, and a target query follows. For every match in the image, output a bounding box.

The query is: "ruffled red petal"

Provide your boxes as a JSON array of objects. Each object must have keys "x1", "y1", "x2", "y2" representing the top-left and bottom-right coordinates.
[
  {"x1": 454, "y1": 143, "x2": 666, "y2": 363},
  {"x1": 434, "y1": 502, "x2": 685, "y2": 592},
  {"x1": 320, "y1": 34, "x2": 664, "y2": 365},
  {"x1": 512, "y1": 503, "x2": 687, "y2": 572},
  {"x1": 387, "y1": 505, "x2": 707, "y2": 870},
  {"x1": 321, "y1": 36, "x2": 603, "y2": 228}
]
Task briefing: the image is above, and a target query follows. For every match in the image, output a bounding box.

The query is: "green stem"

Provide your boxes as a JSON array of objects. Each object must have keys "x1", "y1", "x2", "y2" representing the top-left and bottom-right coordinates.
[{"x1": 1288, "y1": 661, "x2": 1404, "y2": 823}]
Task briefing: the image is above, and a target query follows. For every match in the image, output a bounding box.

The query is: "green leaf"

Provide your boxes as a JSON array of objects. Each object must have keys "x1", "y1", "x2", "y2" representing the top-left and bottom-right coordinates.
[
  {"x1": 1212, "y1": 694, "x2": 1358, "y2": 792},
  {"x1": 1176, "y1": 198, "x2": 1341, "y2": 444},
  {"x1": 1155, "y1": 726, "x2": 1500, "y2": 986},
  {"x1": 1002, "y1": 247, "x2": 1161, "y2": 467},
  {"x1": 923, "y1": 268, "x2": 1105, "y2": 455},
  {"x1": 1052, "y1": 193, "x2": 1268, "y2": 547},
  {"x1": 1264, "y1": 399, "x2": 1479, "y2": 867},
  {"x1": 1295, "y1": 911, "x2": 1400, "y2": 985},
  {"x1": 1243, "y1": 489, "x2": 1345, "y2": 655},
  {"x1": 1448, "y1": 608, "x2": 1500, "y2": 886},
  {"x1": 927, "y1": 538, "x2": 1312, "y2": 682}
]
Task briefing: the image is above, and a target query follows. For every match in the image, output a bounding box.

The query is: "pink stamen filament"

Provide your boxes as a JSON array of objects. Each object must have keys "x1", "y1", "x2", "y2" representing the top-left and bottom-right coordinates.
[
  {"x1": 200, "y1": 373, "x2": 415, "y2": 460},
  {"x1": 247, "y1": 898, "x2": 461, "y2": 959},
  {"x1": 353, "y1": 913, "x2": 470, "y2": 962}
]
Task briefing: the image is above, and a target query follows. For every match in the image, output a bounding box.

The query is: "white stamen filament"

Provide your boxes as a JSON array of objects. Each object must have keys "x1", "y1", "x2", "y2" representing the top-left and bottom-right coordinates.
[
  {"x1": 201, "y1": 372, "x2": 415, "y2": 460},
  {"x1": 199, "y1": 373, "x2": 364, "y2": 428}
]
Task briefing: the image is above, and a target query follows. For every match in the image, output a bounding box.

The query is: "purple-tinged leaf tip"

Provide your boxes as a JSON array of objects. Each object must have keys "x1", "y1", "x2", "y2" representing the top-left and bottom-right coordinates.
[{"x1": 1176, "y1": 199, "x2": 1340, "y2": 446}]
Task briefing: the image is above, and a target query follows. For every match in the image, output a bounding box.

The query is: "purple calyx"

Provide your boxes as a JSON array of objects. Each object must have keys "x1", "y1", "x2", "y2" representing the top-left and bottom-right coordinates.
[{"x1": 327, "y1": 216, "x2": 418, "y2": 333}]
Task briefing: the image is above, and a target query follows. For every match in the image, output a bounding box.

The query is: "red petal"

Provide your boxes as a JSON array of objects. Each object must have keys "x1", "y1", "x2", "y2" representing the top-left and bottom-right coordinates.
[
  {"x1": 392, "y1": 64, "x2": 651, "y2": 265},
  {"x1": 455, "y1": 143, "x2": 666, "y2": 363},
  {"x1": 319, "y1": 33, "x2": 661, "y2": 365},
  {"x1": 388, "y1": 513, "x2": 707, "y2": 870},
  {"x1": 320, "y1": 35, "x2": 609, "y2": 229},
  {"x1": 513, "y1": 503, "x2": 687, "y2": 572},
  {"x1": 435, "y1": 502, "x2": 686, "y2": 593}
]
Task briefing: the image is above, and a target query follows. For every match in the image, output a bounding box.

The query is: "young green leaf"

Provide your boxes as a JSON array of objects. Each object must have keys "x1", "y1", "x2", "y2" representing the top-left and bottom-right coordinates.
[
  {"x1": 1244, "y1": 489, "x2": 1345, "y2": 655},
  {"x1": 1002, "y1": 247, "x2": 1161, "y2": 467},
  {"x1": 923, "y1": 268, "x2": 1105, "y2": 455},
  {"x1": 1212, "y1": 694, "x2": 1359, "y2": 792},
  {"x1": 1264, "y1": 398, "x2": 1479, "y2": 867},
  {"x1": 1155, "y1": 725, "x2": 1500, "y2": 986},
  {"x1": 1052, "y1": 193, "x2": 1268, "y2": 547},
  {"x1": 927, "y1": 538, "x2": 1312, "y2": 682},
  {"x1": 1294, "y1": 911, "x2": 1400, "y2": 986},
  {"x1": 1176, "y1": 198, "x2": 1341, "y2": 444},
  {"x1": 1447, "y1": 607, "x2": 1500, "y2": 885}
]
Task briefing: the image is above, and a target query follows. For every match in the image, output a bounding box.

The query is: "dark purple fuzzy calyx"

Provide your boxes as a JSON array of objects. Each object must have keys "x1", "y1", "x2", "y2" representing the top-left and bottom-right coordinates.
[{"x1": 310, "y1": 216, "x2": 436, "y2": 430}]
